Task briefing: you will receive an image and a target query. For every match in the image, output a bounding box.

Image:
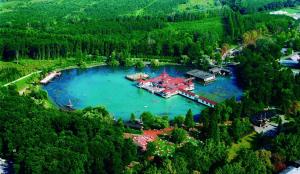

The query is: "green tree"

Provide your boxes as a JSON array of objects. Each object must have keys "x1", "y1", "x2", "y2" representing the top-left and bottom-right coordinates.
[
  {"x1": 173, "y1": 157, "x2": 189, "y2": 174},
  {"x1": 173, "y1": 115, "x2": 185, "y2": 127},
  {"x1": 130, "y1": 113, "x2": 136, "y2": 123},
  {"x1": 184, "y1": 109, "x2": 194, "y2": 128},
  {"x1": 274, "y1": 133, "x2": 300, "y2": 161},
  {"x1": 171, "y1": 128, "x2": 188, "y2": 144},
  {"x1": 135, "y1": 61, "x2": 145, "y2": 69},
  {"x1": 232, "y1": 118, "x2": 251, "y2": 141},
  {"x1": 150, "y1": 59, "x2": 159, "y2": 67}
]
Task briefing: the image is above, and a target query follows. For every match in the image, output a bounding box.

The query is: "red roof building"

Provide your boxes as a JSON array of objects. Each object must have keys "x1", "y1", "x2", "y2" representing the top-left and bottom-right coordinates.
[
  {"x1": 137, "y1": 71, "x2": 194, "y2": 98},
  {"x1": 136, "y1": 71, "x2": 217, "y2": 107}
]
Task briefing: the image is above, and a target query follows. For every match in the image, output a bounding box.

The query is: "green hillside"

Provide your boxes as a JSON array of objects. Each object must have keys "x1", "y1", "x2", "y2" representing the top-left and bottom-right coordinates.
[
  {"x1": 0, "y1": 0, "x2": 294, "y2": 64},
  {"x1": 0, "y1": 0, "x2": 218, "y2": 20}
]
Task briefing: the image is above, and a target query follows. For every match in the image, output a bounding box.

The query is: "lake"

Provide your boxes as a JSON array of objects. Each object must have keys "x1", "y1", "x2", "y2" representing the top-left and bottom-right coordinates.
[{"x1": 43, "y1": 65, "x2": 243, "y2": 120}]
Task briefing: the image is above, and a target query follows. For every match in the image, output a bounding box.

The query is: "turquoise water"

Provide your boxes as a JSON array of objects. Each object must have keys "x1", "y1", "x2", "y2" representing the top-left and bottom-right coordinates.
[{"x1": 43, "y1": 65, "x2": 242, "y2": 120}]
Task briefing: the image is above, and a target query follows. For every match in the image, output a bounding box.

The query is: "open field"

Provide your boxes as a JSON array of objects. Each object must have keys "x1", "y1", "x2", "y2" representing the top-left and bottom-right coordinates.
[
  {"x1": 227, "y1": 132, "x2": 257, "y2": 161},
  {"x1": 166, "y1": 17, "x2": 223, "y2": 33},
  {"x1": 281, "y1": 6, "x2": 300, "y2": 13},
  {"x1": 270, "y1": 5, "x2": 300, "y2": 19},
  {"x1": 178, "y1": 0, "x2": 217, "y2": 12},
  {"x1": 0, "y1": 60, "x2": 57, "y2": 86},
  {"x1": 0, "y1": 58, "x2": 104, "y2": 86}
]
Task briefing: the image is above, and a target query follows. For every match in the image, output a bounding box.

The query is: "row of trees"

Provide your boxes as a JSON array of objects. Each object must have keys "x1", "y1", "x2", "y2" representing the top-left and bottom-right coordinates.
[{"x1": 0, "y1": 9, "x2": 293, "y2": 64}]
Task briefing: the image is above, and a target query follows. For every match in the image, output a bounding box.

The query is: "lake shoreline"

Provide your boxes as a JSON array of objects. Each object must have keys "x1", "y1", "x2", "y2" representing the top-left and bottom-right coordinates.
[{"x1": 43, "y1": 65, "x2": 243, "y2": 119}]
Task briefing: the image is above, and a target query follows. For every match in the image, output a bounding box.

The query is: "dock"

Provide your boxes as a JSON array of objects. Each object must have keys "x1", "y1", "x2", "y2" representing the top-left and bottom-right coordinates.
[
  {"x1": 40, "y1": 71, "x2": 61, "y2": 84},
  {"x1": 126, "y1": 73, "x2": 149, "y2": 81},
  {"x1": 186, "y1": 69, "x2": 216, "y2": 84}
]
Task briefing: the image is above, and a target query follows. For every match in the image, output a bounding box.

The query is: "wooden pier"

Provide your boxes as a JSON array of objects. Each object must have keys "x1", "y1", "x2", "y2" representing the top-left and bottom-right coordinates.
[{"x1": 40, "y1": 71, "x2": 61, "y2": 84}]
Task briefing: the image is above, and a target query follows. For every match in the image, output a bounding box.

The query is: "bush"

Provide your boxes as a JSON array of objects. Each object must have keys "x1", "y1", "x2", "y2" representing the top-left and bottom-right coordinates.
[{"x1": 171, "y1": 128, "x2": 188, "y2": 144}]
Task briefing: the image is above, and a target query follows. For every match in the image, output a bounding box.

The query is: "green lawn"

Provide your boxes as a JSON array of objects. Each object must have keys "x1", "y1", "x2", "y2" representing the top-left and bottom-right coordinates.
[
  {"x1": 227, "y1": 132, "x2": 257, "y2": 162},
  {"x1": 166, "y1": 17, "x2": 223, "y2": 34},
  {"x1": 280, "y1": 6, "x2": 300, "y2": 14},
  {"x1": 0, "y1": 59, "x2": 65, "y2": 86},
  {"x1": 14, "y1": 73, "x2": 41, "y2": 91},
  {"x1": 177, "y1": 0, "x2": 217, "y2": 12},
  {"x1": 0, "y1": 58, "x2": 106, "y2": 90}
]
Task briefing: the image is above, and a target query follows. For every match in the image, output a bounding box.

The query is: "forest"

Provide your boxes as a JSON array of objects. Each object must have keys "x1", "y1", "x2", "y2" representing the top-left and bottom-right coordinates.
[
  {"x1": 1, "y1": 0, "x2": 300, "y2": 173},
  {"x1": 1, "y1": 42, "x2": 300, "y2": 173},
  {"x1": 0, "y1": 0, "x2": 297, "y2": 63}
]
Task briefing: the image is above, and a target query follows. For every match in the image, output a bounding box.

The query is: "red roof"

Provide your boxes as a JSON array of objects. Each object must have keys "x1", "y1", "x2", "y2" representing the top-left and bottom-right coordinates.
[
  {"x1": 138, "y1": 72, "x2": 217, "y2": 106},
  {"x1": 163, "y1": 88, "x2": 178, "y2": 94},
  {"x1": 179, "y1": 89, "x2": 196, "y2": 96},
  {"x1": 140, "y1": 72, "x2": 193, "y2": 95},
  {"x1": 130, "y1": 128, "x2": 174, "y2": 151},
  {"x1": 198, "y1": 96, "x2": 217, "y2": 105}
]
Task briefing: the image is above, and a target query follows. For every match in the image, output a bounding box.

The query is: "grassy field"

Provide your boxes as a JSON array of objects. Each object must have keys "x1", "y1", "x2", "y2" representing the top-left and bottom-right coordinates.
[
  {"x1": 227, "y1": 132, "x2": 257, "y2": 161},
  {"x1": 167, "y1": 17, "x2": 223, "y2": 33},
  {"x1": 279, "y1": 6, "x2": 300, "y2": 13},
  {"x1": 149, "y1": 17, "x2": 224, "y2": 41},
  {"x1": 178, "y1": 0, "x2": 217, "y2": 12},
  {"x1": 0, "y1": 60, "x2": 54, "y2": 86},
  {"x1": 0, "y1": 58, "x2": 105, "y2": 87}
]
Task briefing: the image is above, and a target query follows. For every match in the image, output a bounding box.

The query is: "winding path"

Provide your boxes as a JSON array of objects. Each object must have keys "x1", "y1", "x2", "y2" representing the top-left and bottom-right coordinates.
[{"x1": 2, "y1": 71, "x2": 42, "y2": 87}]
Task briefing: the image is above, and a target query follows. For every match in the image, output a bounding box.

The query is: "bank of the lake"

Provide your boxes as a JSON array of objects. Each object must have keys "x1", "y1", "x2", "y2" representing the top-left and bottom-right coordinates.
[{"x1": 43, "y1": 65, "x2": 243, "y2": 120}]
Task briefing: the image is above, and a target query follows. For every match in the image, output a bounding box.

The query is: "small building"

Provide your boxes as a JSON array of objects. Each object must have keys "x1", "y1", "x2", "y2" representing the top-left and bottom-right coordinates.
[
  {"x1": 289, "y1": 54, "x2": 300, "y2": 62},
  {"x1": 136, "y1": 71, "x2": 217, "y2": 108},
  {"x1": 186, "y1": 69, "x2": 216, "y2": 83},
  {"x1": 251, "y1": 110, "x2": 277, "y2": 127},
  {"x1": 124, "y1": 122, "x2": 143, "y2": 130},
  {"x1": 137, "y1": 71, "x2": 194, "y2": 98},
  {"x1": 209, "y1": 67, "x2": 232, "y2": 76},
  {"x1": 209, "y1": 67, "x2": 221, "y2": 74}
]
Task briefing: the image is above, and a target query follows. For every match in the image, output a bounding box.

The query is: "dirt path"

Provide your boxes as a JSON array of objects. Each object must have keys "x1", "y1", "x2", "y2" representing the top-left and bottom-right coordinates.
[{"x1": 2, "y1": 71, "x2": 42, "y2": 87}]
